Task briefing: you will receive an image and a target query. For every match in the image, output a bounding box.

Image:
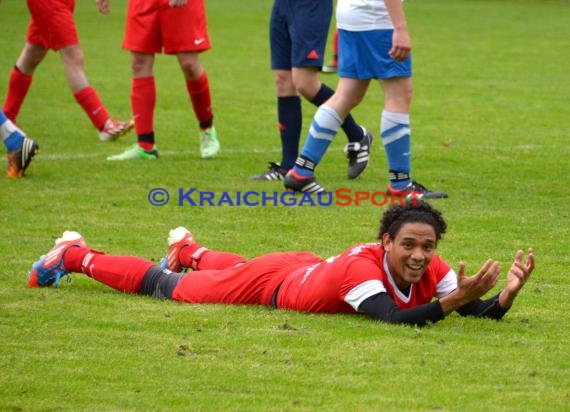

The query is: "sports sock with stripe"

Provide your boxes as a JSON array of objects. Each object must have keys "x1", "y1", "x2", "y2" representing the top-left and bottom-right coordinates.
[
  {"x1": 293, "y1": 105, "x2": 342, "y2": 177},
  {"x1": 381, "y1": 110, "x2": 412, "y2": 190}
]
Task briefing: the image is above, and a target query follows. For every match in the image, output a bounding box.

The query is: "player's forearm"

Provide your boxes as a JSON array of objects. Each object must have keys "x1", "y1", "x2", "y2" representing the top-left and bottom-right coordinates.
[
  {"x1": 456, "y1": 294, "x2": 510, "y2": 320},
  {"x1": 385, "y1": 0, "x2": 408, "y2": 30},
  {"x1": 359, "y1": 294, "x2": 445, "y2": 326},
  {"x1": 438, "y1": 289, "x2": 473, "y2": 315},
  {"x1": 498, "y1": 288, "x2": 516, "y2": 309}
]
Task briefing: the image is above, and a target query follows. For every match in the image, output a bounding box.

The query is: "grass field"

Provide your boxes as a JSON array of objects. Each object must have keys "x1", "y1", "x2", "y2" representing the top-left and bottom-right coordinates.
[{"x1": 1, "y1": 0, "x2": 569, "y2": 410}]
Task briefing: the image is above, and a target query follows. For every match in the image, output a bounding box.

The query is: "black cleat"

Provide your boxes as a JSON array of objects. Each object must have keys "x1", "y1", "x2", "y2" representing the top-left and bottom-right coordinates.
[
  {"x1": 345, "y1": 127, "x2": 373, "y2": 180},
  {"x1": 283, "y1": 171, "x2": 325, "y2": 193},
  {"x1": 7, "y1": 136, "x2": 39, "y2": 178},
  {"x1": 388, "y1": 180, "x2": 448, "y2": 200},
  {"x1": 251, "y1": 162, "x2": 288, "y2": 181}
]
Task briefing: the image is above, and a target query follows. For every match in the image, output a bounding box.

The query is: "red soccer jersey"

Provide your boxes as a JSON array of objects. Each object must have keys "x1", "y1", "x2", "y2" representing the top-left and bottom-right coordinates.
[{"x1": 276, "y1": 243, "x2": 456, "y2": 314}]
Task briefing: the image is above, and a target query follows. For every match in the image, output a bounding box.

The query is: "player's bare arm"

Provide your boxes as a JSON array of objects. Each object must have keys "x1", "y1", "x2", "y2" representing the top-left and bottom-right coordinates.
[
  {"x1": 439, "y1": 259, "x2": 501, "y2": 315},
  {"x1": 384, "y1": 0, "x2": 411, "y2": 61},
  {"x1": 498, "y1": 248, "x2": 535, "y2": 309}
]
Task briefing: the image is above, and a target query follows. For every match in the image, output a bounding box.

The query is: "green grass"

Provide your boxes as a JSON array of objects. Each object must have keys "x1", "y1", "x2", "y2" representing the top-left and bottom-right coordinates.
[{"x1": 1, "y1": 0, "x2": 569, "y2": 410}]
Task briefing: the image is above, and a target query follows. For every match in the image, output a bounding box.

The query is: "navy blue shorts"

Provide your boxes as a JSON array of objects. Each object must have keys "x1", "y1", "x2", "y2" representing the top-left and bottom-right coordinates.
[
  {"x1": 270, "y1": 0, "x2": 333, "y2": 69},
  {"x1": 338, "y1": 29, "x2": 412, "y2": 80}
]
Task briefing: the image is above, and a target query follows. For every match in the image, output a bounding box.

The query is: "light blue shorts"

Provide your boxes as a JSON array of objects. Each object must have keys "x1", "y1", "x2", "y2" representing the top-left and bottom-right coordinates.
[{"x1": 338, "y1": 29, "x2": 412, "y2": 80}]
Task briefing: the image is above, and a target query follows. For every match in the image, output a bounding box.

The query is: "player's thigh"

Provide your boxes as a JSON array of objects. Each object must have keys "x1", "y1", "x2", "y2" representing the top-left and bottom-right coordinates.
[
  {"x1": 380, "y1": 77, "x2": 413, "y2": 112},
  {"x1": 338, "y1": 29, "x2": 412, "y2": 80},
  {"x1": 270, "y1": 0, "x2": 292, "y2": 70},
  {"x1": 122, "y1": 0, "x2": 162, "y2": 54},
  {"x1": 289, "y1": 0, "x2": 332, "y2": 68},
  {"x1": 26, "y1": 0, "x2": 78, "y2": 50},
  {"x1": 161, "y1": 0, "x2": 211, "y2": 54}
]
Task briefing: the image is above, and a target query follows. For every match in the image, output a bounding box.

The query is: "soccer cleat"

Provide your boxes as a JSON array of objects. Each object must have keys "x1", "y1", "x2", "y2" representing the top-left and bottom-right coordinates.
[
  {"x1": 107, "y1": 144, "x2": 159, "y2": 161},
  {"x1": 200, "y1": 126, "x2": 220, "y2": 158},
  {"x1": 28, "y1": 231, "x2": 86, "y2": 288},
  {"x1": 283, "y1": 170, "x2": 325, "y2": 193},
  {"x1": 99, "y1": 118, "x2": 135, "y2": 142},
  {"x1": 6, "y1": 136, "x2": 39, "y2": 178},
  {"x1": 345, "y1": 127, "x2": 373, "y2": 180},
  {"x1": 160, "y1": 227, "x2": 195, "y2": 273},
  {"x1": 388, "y1": 180, "x2": 449, "y2": 200},
  {"x1": 251, "y1": 162, "x2": 288, "y2": 181}
]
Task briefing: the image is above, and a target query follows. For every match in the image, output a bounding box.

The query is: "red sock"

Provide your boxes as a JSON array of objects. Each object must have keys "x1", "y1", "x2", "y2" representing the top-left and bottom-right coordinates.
[
  {"x1": 186, "y1": 71, "x2": 213, "y2": 128},
  {"x1": 179, "y1": 243, "x2": 246, "y2": 270},
  {"x1": 131, "y1": 77, "x2": 155, "y2": 137},
  {"x1": 64, "y1": 247, "x2": 154, "y2": 293},
  {"x1": 3, "y1": 67, "x2": 33, "y2": 122},
  {"x1": 74, "y1": 86, "x2": 110, "y2": 131}
]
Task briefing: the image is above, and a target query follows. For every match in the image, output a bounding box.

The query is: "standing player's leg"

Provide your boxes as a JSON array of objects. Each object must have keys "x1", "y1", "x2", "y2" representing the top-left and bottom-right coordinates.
[
  {"x1": 59, "y1": 45, "x2": 134, "y2": 142},
  {"x1": 163, "y1": 0, "x2": 219, "y2": 159},
  {"x1": 284, "y1": 76, "x2": 370, "y2": 192},
  {"x1": 2, "y1": 43, "x2": 44, "y2": 122},
  {"x1": 252, "y1": 0, "x2": 301, "y2": 181},
  {"x1": 381, "y1": 77, "x2": 447, "y2": 199},
  {"x1": 177, "y1": 52, "x2": 220, "y2": 159},
  {"x1": 1, "y1": 110, "x2": 39, "y2": 178},
  {"x1": 107, "y1": 52, "x2": 159, "y2": 160}
]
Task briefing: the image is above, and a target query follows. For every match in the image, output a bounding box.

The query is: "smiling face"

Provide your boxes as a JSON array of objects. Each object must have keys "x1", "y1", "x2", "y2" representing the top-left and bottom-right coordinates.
[{"x1": 382, "y1": 222, "x2": 437, "y2": 289}]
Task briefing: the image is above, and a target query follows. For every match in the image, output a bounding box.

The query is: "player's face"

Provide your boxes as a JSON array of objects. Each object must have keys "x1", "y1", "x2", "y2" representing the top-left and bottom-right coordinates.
[{"x1": 382, "y1": 222, "x2": 437, "y2": 289}]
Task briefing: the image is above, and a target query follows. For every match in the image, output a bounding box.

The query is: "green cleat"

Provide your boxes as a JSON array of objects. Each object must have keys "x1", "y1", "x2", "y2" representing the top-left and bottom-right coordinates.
[
  {"x1": 107, "y1": 144, "x2": 159, "y2": 161},
  {"x1": 199, "y1": 127, "x2": 220, "y2": 159}
]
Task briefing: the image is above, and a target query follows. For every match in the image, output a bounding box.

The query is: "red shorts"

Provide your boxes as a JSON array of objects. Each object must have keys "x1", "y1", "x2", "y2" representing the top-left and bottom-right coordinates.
[
  {"x1": 171, "y1": 252, "x2": 322, "y2": 306},
  {"x1": 26, "y1": 0, "x2": 78, "y2": 50},
  {"x1": 123, "y1": 0, "x2": 211, "y2": 54}
]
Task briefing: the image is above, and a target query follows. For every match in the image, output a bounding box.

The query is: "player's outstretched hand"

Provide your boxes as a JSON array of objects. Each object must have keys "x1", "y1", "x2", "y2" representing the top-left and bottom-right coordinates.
[
  {"x1": 440, "y1": 259, "x2": 501, "y2": 314},
  {"x1": 457, "y1": 259, "x2": 501, "y2": 302},
  {"x1": 499, "y1": 248, "x2": 535, "y2": 308}
]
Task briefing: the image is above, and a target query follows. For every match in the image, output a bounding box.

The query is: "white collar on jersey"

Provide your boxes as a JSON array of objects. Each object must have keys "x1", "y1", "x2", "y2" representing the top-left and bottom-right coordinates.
[{"x1": 383, "y1": 253, "x2": 413, "y2": 304}]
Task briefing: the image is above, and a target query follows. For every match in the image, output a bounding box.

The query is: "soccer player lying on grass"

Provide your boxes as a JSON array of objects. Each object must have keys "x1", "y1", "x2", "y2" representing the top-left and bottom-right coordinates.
[{"x1": 28, "y1": 201, "x2": 535, "y2": 326}]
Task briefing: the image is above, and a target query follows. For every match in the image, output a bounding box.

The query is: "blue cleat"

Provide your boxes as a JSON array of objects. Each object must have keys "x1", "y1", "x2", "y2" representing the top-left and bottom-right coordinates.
[{"x1": 28, "y1": 231, "x2": 86, "y2": 288}]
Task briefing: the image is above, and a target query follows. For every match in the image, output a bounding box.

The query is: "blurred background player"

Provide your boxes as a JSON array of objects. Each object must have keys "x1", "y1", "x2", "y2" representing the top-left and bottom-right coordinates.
[
  {"x1": 322, "y1": 30, "x2": 339, "y2": 73},
  {"x1": 252, "y1": 0, "x2": 372, "y2": 182},
  {"x1": 1, "y1": 110, "x2": 39, "y2": 178},
  {"x1": 99, "y1": 0, "x2": 220, "y2": 161},
  {"x1": 2, "y1": 0, "x2": 133, "y2": 143},
  {"x1": 284, "y1": 0, "x2": 448, "y2": 198}
]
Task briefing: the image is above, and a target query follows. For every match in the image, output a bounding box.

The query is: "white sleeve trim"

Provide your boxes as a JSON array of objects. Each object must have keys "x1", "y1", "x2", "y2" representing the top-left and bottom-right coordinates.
[
  {"x1": 435, "y1": 269, "x2": 457, "y2": 298},
  {"x1": 344, "y1": 279, "x2": 386, "y2": 311}
]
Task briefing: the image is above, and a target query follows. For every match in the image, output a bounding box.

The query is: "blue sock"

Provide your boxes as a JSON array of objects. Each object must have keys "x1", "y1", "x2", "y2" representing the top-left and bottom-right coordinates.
[
  {"x1": 310, "y1": 83, "x2": 362, "y2": 143},
  {"x1": 0, "y1": 110, "x2": 24, "y2": 152},
  {"x1": 294, "y1": 105, "x2": 342, "y2": 177},
  {"x1": 381, "y1": 110, "x2": 411, "y2": 189},
  {"x1": 277, "y1": 96, "x2": 302, "y2": 170}
]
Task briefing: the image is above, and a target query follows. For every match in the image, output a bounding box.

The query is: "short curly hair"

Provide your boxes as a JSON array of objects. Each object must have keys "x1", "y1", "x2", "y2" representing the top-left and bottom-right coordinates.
[{"x1": 378, "y1": 200, "x2": 447, "y2": 242}]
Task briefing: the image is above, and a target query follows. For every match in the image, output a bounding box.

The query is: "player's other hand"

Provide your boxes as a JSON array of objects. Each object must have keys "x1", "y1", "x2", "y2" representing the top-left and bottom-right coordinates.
[
  {"x1": 499, "y1": 248, "x2": 535, "y2": 308},
  {"x1": 169, "y1": 0, "x2": 187, "y2": 7},
  {"x1": 389, "y1": 27, "x2": 412, "y2": 61}
]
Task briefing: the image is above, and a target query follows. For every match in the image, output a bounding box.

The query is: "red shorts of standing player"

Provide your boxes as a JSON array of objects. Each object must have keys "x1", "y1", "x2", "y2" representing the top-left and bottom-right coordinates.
[
  {"x1": 2, "y1": 0, "x2": 133, "y2": 143},
  {"x1": 28, "y1": 201, "x2": 535, "y2": 327},
  {"x1": 98, "y1": 0, "x2": 221, "y2": 161}
]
